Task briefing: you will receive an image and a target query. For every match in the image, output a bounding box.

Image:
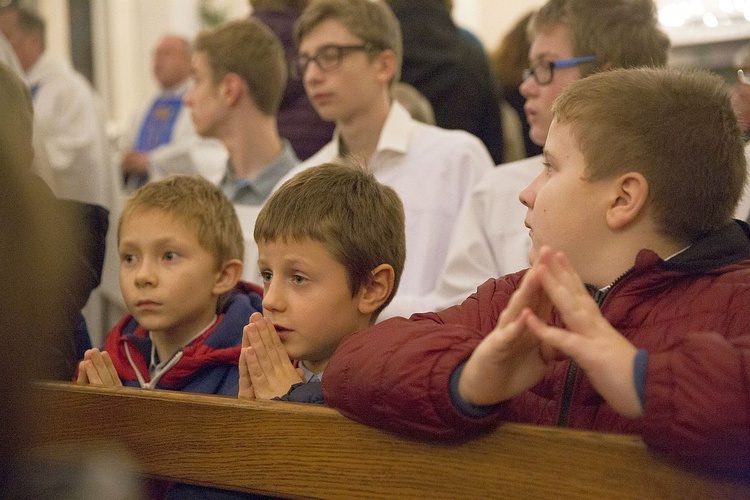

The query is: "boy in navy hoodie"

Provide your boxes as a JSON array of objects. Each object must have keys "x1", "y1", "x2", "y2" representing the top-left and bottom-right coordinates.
[
  {"x1": 238, "y1": 162, "x2": 406, "y2": 403},
  {"x1": 76, "y1": 175, "x2": 262, "y2": 395}
]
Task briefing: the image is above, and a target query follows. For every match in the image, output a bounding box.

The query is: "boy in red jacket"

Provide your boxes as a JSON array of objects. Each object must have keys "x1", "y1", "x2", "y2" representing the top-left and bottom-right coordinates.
[{"x1": 322, "y1": 68, "x2": 750, "y2": 475}]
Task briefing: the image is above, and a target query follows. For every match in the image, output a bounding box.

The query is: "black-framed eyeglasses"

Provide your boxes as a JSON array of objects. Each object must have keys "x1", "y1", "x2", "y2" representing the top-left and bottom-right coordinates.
[
  {"x1": 295, "y1": 44, "x2": 380, "y2": 79},
  {"x1": 522, "y1": 56, "x2": 597, "y2": 86}
]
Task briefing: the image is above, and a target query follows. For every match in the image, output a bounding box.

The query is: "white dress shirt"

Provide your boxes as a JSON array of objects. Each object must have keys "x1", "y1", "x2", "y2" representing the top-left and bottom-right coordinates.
[{"x1": 427, "y1": 156, "x2": 542, "y2": 312}]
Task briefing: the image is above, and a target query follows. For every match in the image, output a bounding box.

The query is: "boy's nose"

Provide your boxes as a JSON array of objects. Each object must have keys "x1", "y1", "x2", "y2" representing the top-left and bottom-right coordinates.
[
  {"x1": 519, "y1": 74, "x2": 537, "y2": 99},
  {"x1": 303, "y1": 61, "x2": 324, "y2": 87},
  {"x1": 134, "y1": 260, "x2": 157, "y2": 287},
  {"x1": 261, "y1": 280, "x2": 284, "y2": 312},
  {"x1": 519, "y1": 175, "x2": 540, "y2": 209}
]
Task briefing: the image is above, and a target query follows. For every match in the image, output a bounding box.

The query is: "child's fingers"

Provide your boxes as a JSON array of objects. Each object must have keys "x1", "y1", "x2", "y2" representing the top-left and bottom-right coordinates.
[
  {"x1": 245, "y1": 346, "x2": 267, "y2": 383},
  {"x1": 536, "y1": 251, "x2": 602, "y2": 335},
  {"x1": 83, "y1": 360, "x2": 103, "y2": 385},
  {"x1": 256, "y1": 317, "x2": 289, "y2": 366},
  {"x1": 242, "y1": 312, "x2": 264, "y2": 348},
  {"x1": 89, "y1": 349, "x2": 116, "y2": 386},
  {"x1": 101, "y1": 352, "x2": 122, "y2": 387},
  {"x1": 238, "y1": 348, "x2": 256, "y2": 400},
  {"x1": 76, "y1": 360, "x2": 89, "y2": 384},
  {"x1": 497, "y1": 266, "x2": 541, "y2": 328}
]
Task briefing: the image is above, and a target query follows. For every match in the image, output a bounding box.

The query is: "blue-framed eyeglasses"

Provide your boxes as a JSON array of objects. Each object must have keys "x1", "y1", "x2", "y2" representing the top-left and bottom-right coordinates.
[{"x1": 522, "y1": 56, "x2": 597, "y2": 86}]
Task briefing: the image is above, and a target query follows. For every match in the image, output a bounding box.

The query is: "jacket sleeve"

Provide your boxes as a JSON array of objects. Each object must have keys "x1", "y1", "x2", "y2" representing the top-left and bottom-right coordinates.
[
  {"x1": 641, "y1": 330, "x2": 750, "y2": 474},
  {"x1": 322, "y1": 275, "x2": 521, "y2": 440}
]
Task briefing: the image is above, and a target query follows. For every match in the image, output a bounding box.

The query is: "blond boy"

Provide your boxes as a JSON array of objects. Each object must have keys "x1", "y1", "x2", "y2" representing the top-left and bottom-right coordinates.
[{"x1": 77, "y1": 175, "x2": 263, "y2": 394}]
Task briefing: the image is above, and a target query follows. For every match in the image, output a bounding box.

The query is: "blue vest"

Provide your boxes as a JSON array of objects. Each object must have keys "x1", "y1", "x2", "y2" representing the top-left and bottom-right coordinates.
[{"x1": 135, "y1": 94, "x2": 183, "y2": 152}]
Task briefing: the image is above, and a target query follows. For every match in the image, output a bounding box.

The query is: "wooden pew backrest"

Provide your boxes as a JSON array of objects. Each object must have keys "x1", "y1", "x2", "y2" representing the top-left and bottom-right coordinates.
[{"x1": 31, "y1": 382, "x2": 750, "y2": 499}]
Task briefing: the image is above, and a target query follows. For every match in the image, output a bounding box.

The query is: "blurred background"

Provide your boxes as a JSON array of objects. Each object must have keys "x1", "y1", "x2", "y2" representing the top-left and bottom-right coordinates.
[{"x1": 16, "y1": 0, "x2": 750, "y2": 134}]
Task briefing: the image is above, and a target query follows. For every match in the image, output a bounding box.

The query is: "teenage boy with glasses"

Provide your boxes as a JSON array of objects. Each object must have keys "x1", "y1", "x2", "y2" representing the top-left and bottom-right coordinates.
[
  {"x1": 403, "y1": 0, "x2": 672, "y2": 315},
  {"x1": 275, "y1": 0, "x2": 494, "y2": 321}
]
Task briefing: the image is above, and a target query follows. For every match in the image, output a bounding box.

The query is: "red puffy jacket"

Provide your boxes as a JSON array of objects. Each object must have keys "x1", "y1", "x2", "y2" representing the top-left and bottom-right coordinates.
[{"x1": 323, "y1": 222, "x2": 750, "y2": 474}]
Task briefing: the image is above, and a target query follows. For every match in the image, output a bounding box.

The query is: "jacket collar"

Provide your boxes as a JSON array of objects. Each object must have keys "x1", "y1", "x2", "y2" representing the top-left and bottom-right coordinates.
[{"x1": 654, "y1": 220, "x2": 750, "y2": 273}]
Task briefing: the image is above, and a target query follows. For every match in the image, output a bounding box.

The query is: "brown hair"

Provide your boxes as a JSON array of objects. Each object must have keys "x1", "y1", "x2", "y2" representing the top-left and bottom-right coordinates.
[
  {"x1": 255, "y1": 161, "x2": 405, "y2": 319},
  {"x1": 529, "y1": 0, "x2": 670, "y2": 76},
  {"x1": 294, "y1": 0, "x2": 402, "y2": 86},
  {"x1": 194, "y1": 19, "x2": 287, "y2": 115},
  {"x1": 554, "y1": 67, "x2": 746, "y2": 243}
]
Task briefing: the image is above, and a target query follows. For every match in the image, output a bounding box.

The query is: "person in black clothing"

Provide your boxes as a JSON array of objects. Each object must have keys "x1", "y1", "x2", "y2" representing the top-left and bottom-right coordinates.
[
  {"x1": 250, "y1": 0, "x2": 335, "y2": 160},
  {"x1": 386, "y1": 0, "x2": 505, "y2": 164}
]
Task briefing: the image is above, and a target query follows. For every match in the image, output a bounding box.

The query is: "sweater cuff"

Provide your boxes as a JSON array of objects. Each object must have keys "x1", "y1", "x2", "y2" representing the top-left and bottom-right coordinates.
[
  {"x1": 449, "y1": 362, "x2": 501, "y2": 418},
  {"x1": 633, "y1": 349, "x2": 648, "y2": 406}
]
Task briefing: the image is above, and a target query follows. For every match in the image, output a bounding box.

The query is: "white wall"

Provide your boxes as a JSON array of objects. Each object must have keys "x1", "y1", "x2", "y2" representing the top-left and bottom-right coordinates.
[{"x1": 453, "y1": 0, "x2": 546, "y2": 52}]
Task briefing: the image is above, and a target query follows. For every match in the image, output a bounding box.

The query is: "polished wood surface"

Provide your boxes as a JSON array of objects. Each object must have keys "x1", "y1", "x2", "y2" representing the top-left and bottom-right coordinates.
[{"x1": 31, "y1": 382, "x2": 749, "y2": 499}]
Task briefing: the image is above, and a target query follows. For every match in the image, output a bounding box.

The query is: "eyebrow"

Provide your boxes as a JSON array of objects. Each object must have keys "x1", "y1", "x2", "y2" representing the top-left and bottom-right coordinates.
[{"x1": 118, "y1": 235, "x2": 184, "y2": 248}]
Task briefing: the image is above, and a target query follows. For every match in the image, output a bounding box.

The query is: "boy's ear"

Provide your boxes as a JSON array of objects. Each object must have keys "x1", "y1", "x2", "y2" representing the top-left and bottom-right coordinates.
[
  {"x1": 606, "y1": 172, "x2": 649, "y2": 230},
  {"x1": 212, "y1": 258, "x2": 244, "y2": 295},
  {"x1": 357, "y1": 264, "x2": 395, "y2": 317},
  {"x1": 374, "y1": 49, "x2": 397, "y2": 87},
  {"x1": 220, "y1": 73, "x2": 244, "y2": 106}
]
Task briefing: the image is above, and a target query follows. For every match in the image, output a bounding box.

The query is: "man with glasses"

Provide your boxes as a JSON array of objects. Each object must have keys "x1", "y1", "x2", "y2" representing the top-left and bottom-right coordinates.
[
  {"x1": 276, "y1": 0, "x2": 494, "y2": 321},
  {"x1": 184, "y1": 19, "x2": 299, "y2": 207},
  {"x1": 415, "y1": 0, "x2": 671, "y2": 313}
]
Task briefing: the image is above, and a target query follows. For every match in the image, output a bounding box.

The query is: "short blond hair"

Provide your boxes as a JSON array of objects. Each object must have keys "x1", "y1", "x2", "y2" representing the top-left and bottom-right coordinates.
[
  {"x1": 554, "y1": 67, "x2": 746, "y2": 243},
  {"x1": 255, "y1": 161, "x2": 405, "y2": 319},
  {"x1": 119, "y1": 175, "x2": 244, "y2": 268}
]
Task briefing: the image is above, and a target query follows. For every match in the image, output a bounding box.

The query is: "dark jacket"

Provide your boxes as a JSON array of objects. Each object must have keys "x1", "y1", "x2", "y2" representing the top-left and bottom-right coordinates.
[
  {"x1": 323, "y1": 221, "x2": 750, "y2": 474},
  {"x1": 105, "y1": 282, "x2": 263, "y2": 396},
  {"x1": 388, "y1": 0, "x2": 504, "y2": 164},
  {"x1": 252, "y1": 7, "x2": 334, "y2": 161}
]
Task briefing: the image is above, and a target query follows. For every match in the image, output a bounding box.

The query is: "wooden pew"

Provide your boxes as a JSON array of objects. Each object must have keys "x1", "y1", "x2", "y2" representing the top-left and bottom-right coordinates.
[{"x1": 31, "y1": 381, "x2": 749, "y2": 499}]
